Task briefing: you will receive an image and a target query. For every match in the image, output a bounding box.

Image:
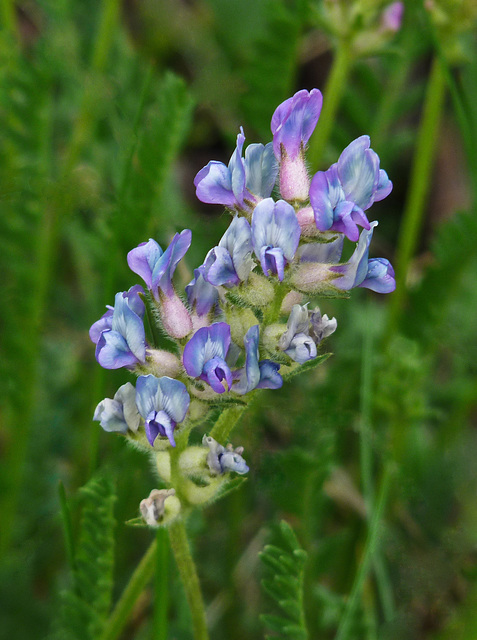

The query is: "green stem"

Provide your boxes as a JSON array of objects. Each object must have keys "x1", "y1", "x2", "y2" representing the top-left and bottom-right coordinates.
[
  {"x1": 359, "y1": 306, "x2": 395, "y2": 622},
  {"x1": 387, "y1": 56, "x2": 446, "y2": 334},
  {"x1": 335, "y1": 466, "x2": 393, "y2": 640},
  {"x1": 209, "y1": 405, "x2": 248, "y2": 444},
  {"x1": 308, "y1": 43, "x2": 352, "y2": 171},
  {"x1": 154, "y1": 528, "x2": 169, "y2": 640},
  {"x1": 168, "y1": 519, "x2": 210, "y2": 640},
  {"x1": 101, "y1": 539, "x2": 157, "y2": 640}
]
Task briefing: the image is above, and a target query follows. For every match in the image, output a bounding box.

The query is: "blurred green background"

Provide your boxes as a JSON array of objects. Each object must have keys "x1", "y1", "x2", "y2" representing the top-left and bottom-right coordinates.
[{"x1": 1, "y1": 0, "x2": 477, "y2": 638}]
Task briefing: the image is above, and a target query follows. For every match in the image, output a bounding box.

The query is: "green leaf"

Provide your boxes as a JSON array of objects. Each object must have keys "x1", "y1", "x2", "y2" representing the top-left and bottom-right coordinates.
[
  {"x1": 281, "y1": 353, "x2": 331, "y2": 382},
  {"x1": 260, "y1": 520, "x2": 308, "y2": 639},
  {"x1": 53, "y1": 473, "x2": 117, "y2": 640}
]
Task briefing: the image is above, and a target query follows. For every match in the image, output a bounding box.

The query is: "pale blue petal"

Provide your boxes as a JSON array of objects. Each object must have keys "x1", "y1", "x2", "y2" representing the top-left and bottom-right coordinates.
[
  {"x1": 375, "y1": 169, "x2": 393, "y2": 201},
  {"x1": 338, "y1": 136, "x2": 379, "y2": 210},
  {"x1": 111, "y1": 293, "x2": 146, "y2": 362},
  {"x1": 203, "y1": 246, "x2": 240, "y2": 286},
  {"x1": 257, "y1": 360, "x2": 282, "y2": 389},
  {"x1": 93, "y1": 397, "x2": 129, "y2": 433},
  {"x1": 95, "y1": 330, "x2": 139, "y2": 369},
  {"x1": 136, "y1": 374, "x2": 160, "y2": 419},
  {"x1": 332, "y1": 222, "x2": 378, "y2": 290},
  {"x1": 152, "y1": 229, "x2": 192, "y2": 297},
  {"x1": 244, "y1": 142, "x2": 278, "y2": 198},
  {"x1": 157, "y1": 376, "x2": 190, "y2": 423},
  {"x1": 185, "y1": 267, "x2": 219, "y2": 316},
  {"x1": 296, "y1": 235, "x2": 344, "y2": 264}
]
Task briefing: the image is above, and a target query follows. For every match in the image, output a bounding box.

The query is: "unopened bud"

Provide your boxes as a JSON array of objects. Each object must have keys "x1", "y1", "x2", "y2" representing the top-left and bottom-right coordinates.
[
  {"x1": 140, "y1": 488, "x2": 180, "y2": 526},
  {"x1": 159, "y1": 292, "x2": 193, "y2": 339},
  {"x1": 147, "y1": 349, "x2": 181, "y2": 378}
]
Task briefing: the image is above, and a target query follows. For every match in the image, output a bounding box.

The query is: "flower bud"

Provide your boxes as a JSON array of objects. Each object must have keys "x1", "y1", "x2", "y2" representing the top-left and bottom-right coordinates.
[
  {"x1": 159, "y1": 292, "x2": 193, "y2": 339},
  {"x1": 279, "y1": 154, "x2": 310, "y2": 203},
  {"x1": 140, "y1": 489, "x2": 181, "y2": 527},
  {"x1": 238, "y1": 272, "x2": 275, "y2": 307},
  {"x1": 147, "y1": 349, "x2": 181, "y2": 378},
  {"x1": 227, "y1": 307, "x2": 258, "y2": 347}
]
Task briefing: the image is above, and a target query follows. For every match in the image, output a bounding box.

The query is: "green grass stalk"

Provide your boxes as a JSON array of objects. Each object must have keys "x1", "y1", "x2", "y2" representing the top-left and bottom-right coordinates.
[
  {"x1": 335, "y1": 465, "x2": 393, "y2": 640},
  {"x1": 387, "y1": 56, "x2": 446, "y2": 334},
  {"x1": 307, "y1": 43, "x2": 352, "y2": 171},
  {"x1": 101, "y1": 539, "x2": 157, "y2": 640},
  {"x1": 154, "y1": 527, "x2": 169, "y2": 640}
]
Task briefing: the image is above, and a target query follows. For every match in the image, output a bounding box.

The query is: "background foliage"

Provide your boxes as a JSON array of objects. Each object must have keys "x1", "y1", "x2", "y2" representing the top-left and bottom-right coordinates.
[{"x1": 1, "y1": 0, "x2": 476, "y2": 638}]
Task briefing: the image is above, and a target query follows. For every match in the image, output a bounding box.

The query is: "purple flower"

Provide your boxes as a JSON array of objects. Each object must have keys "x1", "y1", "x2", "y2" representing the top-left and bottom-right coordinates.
[
  {"x1": 233, "y1": 325, "x2": 282, "y2": 394},
  {"x1": 136, "y1": 375, "x2": 190, "y2": 447},
  {"x1": 194, "y1": 128, "x2": 278, "y2": 210},
  {"x1": 185, "y1": 266, "x2": 219, "y2": 317},
  {"x1": 271, "y1": 88, "x2": 323, "y2": 161},
  {"x1": 89, "y1": 285, "x2": 145, "y2": 344},
  {"x1": 93, "y1": 382, "x2": 141, "y2": 434},
  {"x1": 310, "y1": 136, "x2": 392, "y2": 241},
  {"x1": 202, "y1": 215, "x2": 254, "y2": 287},
  {"x1": 127, "y1": 230, "x2": 192, "y2": 299},
  {"x1": 251, "y1": 198, "x2": 301, "y2": 281},
  {"x1": 95, "y1": 291, "x2": 146, "y2": 369},
  {"x1": 182, "y1": 322, "x2": 233, "y2": 394},
  {"x1": 381, "y1": 2, "x2": 404, "y2": 32}
]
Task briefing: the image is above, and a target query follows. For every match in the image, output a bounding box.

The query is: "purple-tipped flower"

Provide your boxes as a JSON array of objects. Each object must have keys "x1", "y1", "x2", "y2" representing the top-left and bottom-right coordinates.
[
  {"x1": 271, "y1": 89, "x2": 323, "y2": 161},
  {"x1": 89, "y1": 285, "x2": 144, "y2": 344},
  {"x1": 183, "y1": 323, "x2": 233, "y2": 394},
  {"x1": 310, "y1": 136, "x2": 392, "y2": 241},
  {"x1": 127, "y1": 230, "x2": 192, "y2": 299},
  {"x1": 202, "y1": 216, "x2": 254, "y2": 287},
  {"x1": 194, "y1": 128, "x2": 278, "y2": 210},
  {"x1": 95, "y1": 291, "x2": 146, "y2": 369},
  {"x1": 136, "y1": 375, "x2": 190, "y2": 447},
  {"x1": 251, "y1": 198, "x2": 301, "y2": 281},
  {"x1": 186, "y1": 266, "x2": 219, "y2": 317},
  {"x1": 271, "y1": 89, "x2": 323, "y2": 201},
  {"x1": 233, "y1": 325, "x2": 282, "y2": 394},
  {"x1": 93, "y1": 382, "x2": 141, "y2": 434}
]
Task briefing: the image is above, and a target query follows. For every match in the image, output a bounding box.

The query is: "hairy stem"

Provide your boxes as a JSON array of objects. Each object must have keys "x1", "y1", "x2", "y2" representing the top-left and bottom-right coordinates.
[
  {"x1": 168, "y1": 519, "x2": 210, "y2": 640},
  {"x1": 209, "y1": 405, "x2": 248, "y2": 444}
]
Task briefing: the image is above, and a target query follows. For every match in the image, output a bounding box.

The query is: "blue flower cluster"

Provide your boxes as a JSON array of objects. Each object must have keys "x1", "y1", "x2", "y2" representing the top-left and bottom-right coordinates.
[{"x1": 91, "y1": 88, "x2": 395, "y2": 457}]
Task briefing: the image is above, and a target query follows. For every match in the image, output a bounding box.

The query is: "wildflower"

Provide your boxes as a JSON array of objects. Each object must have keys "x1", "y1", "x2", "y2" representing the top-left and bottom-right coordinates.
[
  {"x1": 186, "y1": 266, "x2": 219, "y2": 318},
  {"x1": 310, "y1": 135, "x2": 392, "y2": 241},
  {"x1": 182, "y1": 322, "x2": 233, "y2": 394},
  {"x1": 251, "y1": 198, "x2": 301, "y2": 281},
  {"x1": 203, "y1": 435, "x2": 249, "y2": 475},
  {"x1": 89, "y1": 285, "x2": 145, "y2": 344},
  {"x1": 135, "y1": 375, "x2": 190, "y2": 447},
  {"x1": 201, "y1": 215, "x2": 254, "y2": 287},
  {"x1": 194, "y1": 128, "x2": 277, "y2": 211},
  {"x1": 93, "y1": 382, "x2": 140, "y2": 434},
  {"x1": 127, "y1": 231, "x2": 193, "y2": 339},
  {"x1": 95, "y1": 291, "x2": 146, "y2": 369},
  {"x1": 271, "y1": 88, "x2": 323, "y2": 201}
]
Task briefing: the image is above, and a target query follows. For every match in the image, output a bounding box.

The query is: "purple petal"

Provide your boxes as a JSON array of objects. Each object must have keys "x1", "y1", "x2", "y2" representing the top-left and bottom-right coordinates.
[
  {"x1": 183, "y1": 322, "x2": 231, "y2": 378},
  {"x1": 111, "y1": 293, "x2": 146, "y2": 363},
  {"x1": 194, "y1": 162, "x2": 236, "y2": 207},
  {"x1": 296, "y1": 235, "x2": 344, "y2": 264},
  {"x1": 332, "y1": 222, "x2": 378, "y2": 290},
  {"x1": 202, "y1": 357, "x2": 233, "y2": 393},
  {"x1": 203, "y1": 246, "x2": 241, "y2": 287},
  {"x1": 186, "y1": 267, "x2": 219, "y2": 316},
  {"x1": 233, "y1": 325, "x2": 261, "y2": 395},
  {"x1": 127, "y1": 239, "x2": 163, "y2": 290},
  {"x1": 152, "y1": 229, "x2": 192, "y2": 297},
  {"x1": 358, "y1": 258, "x2": 396, "y2": 293},
  {"x1": 375, "y1": 169, "x2": 393, "y2": 201},
  {"x1": 257, "y1": 360, "x2": 282, "y2": 389},
  {"x1": 157, "y1": 376, "x2": 190, "y2": 423},
  {"x1": 89, "y1": 308, "x2": 113, "y2": 344},
  {"x1": 271, "y1": 89, "x2": 323, "y2": 160}
]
